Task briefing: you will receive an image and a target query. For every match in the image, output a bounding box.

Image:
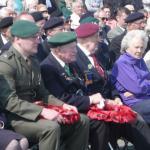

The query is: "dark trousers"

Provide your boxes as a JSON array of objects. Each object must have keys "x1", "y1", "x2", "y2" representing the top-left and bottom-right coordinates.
[
  {"x1": 89, "y1": 120, "x2": 109, "y2": 150},
  {"x1": 131, "y1": 100, "x2": 150, "y2": 124},
  {"x1": 109, "y1": 114, "x2": 150, "y2": 150}
]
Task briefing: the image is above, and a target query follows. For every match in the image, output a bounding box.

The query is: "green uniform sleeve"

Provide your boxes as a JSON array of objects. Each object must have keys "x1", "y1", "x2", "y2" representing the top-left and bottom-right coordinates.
[{"x1": 37, "y1": 79, "x2": 64, "y2": 106}]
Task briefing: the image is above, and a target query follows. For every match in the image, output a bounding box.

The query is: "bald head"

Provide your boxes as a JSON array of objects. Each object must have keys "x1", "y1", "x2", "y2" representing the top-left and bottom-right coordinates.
[{"x1": 15, "y1": 12, "x2": 35, "y2": 22}]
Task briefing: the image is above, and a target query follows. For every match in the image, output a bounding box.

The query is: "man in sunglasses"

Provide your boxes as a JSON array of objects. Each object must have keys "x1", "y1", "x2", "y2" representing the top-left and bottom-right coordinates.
[{"x1": 98, "y1": 9, "x2": 110, "y2": 45}]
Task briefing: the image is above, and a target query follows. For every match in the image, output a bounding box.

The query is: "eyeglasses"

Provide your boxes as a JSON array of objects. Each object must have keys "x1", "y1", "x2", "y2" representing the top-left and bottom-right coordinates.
[
  {"x1": 40, "y1": 10, "x2": 48, "y2": 13},
  {"x1": 100, "y1": 17, "x2": 108, "y2": 21}
]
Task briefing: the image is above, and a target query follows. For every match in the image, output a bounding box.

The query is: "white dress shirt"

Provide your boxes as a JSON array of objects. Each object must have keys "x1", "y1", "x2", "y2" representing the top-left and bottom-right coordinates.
[
  {"x1": 77, "y1": 43, "x2": 95, "y2": 67},
  {"x1": 51, "y1": 52, "x2": 65, "y2": 68},
  {"x1": 1, "y1": 34, "x2": 8, "y2": 45}
]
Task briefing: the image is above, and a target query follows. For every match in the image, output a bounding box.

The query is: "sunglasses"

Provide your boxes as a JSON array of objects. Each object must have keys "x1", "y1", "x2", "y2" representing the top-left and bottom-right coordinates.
[
  {"x1": 40, "y1": 10, "x2": 48, "y2": 13},
  {"x1": 100, "y1": 17, "x2": 108, "y2": 21}
]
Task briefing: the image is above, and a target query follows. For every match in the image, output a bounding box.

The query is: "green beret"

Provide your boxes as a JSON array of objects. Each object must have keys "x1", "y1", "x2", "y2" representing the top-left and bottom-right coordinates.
[
  {"x1": 80, "y1": 16, "x2": 99, "y2": 24},
  {"x1": 11, "y1": 20, "x2": 39, "y2": 38},
  {"x1": 48, "y1": 31, "x2": 76, "y2": 48}
]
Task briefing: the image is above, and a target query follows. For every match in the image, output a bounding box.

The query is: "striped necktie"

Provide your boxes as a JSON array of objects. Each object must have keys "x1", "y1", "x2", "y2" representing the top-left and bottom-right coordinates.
[
  {"x1": 64, "y1": 64, "x2": 72, "y2": 77},
  {"x1": 90, "y1": 54, "x2": 105, "y2": 78}
]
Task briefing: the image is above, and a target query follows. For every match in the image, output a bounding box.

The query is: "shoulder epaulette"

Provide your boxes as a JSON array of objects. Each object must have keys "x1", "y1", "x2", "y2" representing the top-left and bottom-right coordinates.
[{"x1": 1, "y1": 50, "x2": 14, "y2": 60}]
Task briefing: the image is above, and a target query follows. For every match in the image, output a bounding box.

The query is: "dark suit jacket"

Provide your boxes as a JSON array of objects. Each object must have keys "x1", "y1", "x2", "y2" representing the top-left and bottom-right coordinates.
[
  {"x1": 107, "y1": 26, "x2": 124, "y2": 42},
  {"x1": 40, "y1": 53, "x2": 90, "y2": 112},
  {"x1": 0, "y1": 41, "x2": 11, "y2": 55},
  {"x1": 73, "y1": 46, "x2": 118, "y2": 99},
  {"x1": 109, "y1": 31, "x2": 126, "y2": 66},
  {"x1": 97, "y1": 42, "x2": 112, "y2": 70},
  {"x1": 103, "y1": 0, "x2": 143, "y2": 15},
  {"x1": 0, "y1": 34, "x2": 5, "y2": 49},
  {"x1": 36, "y1": 39, "x2": 50, "y2": 63},
  {"x1": 38, "y1": 0, "x2": 61, "y2": 14}
]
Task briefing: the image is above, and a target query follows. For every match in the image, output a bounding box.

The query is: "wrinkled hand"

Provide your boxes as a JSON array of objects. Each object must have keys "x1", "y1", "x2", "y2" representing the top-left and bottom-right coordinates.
[
  {"x1": 106, "y1": 98, "x2": 122, "y2": 106},
  {"x1": 40, "y1": 108, "x2": 59, "y2": 120},
  {"x1": 63, "y1": 103, "x2": 78, "y2": 113},
  {"x1": 106, "y1": 99, "x2": 115, "y2": 105},
  {"x1": 124, "y1": 91, "x2": 134, "y2": 97},
  {"x1": 114, "y1": 97, "x2": 123, "y2": 105},
  {"x1": 41, "y1": 108, "x2": 66, "y2": 123},
  {"x1": 89, "y1": 93, "x2": 105, "y2": 109},
  {"x1": 89, "y1": 93, "x2": 105, "y2": 104}
]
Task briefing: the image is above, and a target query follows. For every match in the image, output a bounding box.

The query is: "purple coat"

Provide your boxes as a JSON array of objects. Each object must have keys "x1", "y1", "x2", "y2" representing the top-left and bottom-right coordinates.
[{"x1": 111, "y1": 53, "x2": 150, "y2": 106}]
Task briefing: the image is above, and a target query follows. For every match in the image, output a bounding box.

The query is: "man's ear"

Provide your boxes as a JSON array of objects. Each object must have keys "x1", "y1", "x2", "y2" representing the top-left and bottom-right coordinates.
[
  {"x1": 14, "y1": 36, "x2": 21, "y2": 43},
  {"x1": 47, "y1": 29, "x2": 52, "y2": 36},
  {"x1": 116, "y1": 15, "x2": 119, "y2": 21},
  {"x1": 52, "y1": 47, "x2": 61, "y2": 54}
]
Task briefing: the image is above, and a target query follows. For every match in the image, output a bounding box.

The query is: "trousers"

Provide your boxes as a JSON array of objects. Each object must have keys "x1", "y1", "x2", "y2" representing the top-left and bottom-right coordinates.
[{"x1": 10, "y1": 114, "x2": 89, "y2": 150}]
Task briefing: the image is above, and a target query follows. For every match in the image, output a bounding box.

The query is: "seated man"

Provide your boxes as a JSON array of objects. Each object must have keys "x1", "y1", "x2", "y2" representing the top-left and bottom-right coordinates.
[
  {"x1": 73, "y1": 23, "x2": 150, "y2": 150},
  {"x1": 0, "y1": 20, "x2": 89, "y2": 150},
  {"x1": 40, "y1": 31, "x2": 110, "y2": 150},
  {"x1": 74, "y1": 23, "x2": 119, "y2": 99}
]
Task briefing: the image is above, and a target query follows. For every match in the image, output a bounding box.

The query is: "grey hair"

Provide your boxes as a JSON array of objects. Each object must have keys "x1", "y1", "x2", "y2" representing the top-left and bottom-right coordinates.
[
  {"x1": 121, "y1": 30, "x2": 148, "y2": 53},
  {"x1": 72, "y1": 1, "x2": 83, "y2": 10}
]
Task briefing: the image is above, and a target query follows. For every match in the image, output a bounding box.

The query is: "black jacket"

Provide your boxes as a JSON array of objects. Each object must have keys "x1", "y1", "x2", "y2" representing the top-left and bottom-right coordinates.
[
  {"x1": 40, "y1": 53, "x2": 90, "y2": 112},
  {"x1": 73, "y1": 45, "x2": 119, "y2": 98}
]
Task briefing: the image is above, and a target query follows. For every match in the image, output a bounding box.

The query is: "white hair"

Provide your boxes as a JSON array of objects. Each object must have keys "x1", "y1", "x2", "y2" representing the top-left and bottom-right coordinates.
[
  {"x1": 121, "y1": 30, "x2": 148, "y2": 53},
  {"x1": 142, "y1": 0, "x2": 150, "y2": 12},
  {"x1": 72, "y1": 1, "x2": 83, "y2": 10},
  {"x1": 0, "y1": 7, "x2": 14, "y2": 19}
]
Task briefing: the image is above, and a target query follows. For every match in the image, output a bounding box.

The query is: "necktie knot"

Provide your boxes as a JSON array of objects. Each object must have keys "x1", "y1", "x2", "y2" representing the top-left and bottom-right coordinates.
[{"x1": 64, "y1": 64, "x2": 72, "y2": 77}]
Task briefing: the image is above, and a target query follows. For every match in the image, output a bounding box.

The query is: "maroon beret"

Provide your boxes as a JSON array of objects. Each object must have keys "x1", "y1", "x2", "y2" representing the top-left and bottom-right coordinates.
[{"x1": 75, "y1": 23, "x2": 99, "y2": 38}]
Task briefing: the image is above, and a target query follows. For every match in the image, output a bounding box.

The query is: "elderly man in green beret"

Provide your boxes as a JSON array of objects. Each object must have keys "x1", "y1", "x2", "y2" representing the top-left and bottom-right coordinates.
[
  {"x1": 40, "y1": 31, "x2": 111, "y2": 150},
  {"x1": 0, "y1": 20, "x2": 89, "y2": 150}
]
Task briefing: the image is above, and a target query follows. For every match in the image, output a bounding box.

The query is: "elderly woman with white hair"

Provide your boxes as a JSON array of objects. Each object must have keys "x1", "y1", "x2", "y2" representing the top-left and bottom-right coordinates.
[{"x1": 111, "y1": 30, "x2": 150, "y2": 124}]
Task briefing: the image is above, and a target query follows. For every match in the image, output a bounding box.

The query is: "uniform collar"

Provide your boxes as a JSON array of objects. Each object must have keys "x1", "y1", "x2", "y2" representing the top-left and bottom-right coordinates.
[
  {"x1": 77, "y1": 43, "x2": 91, "y2": 57},
  {"x1": 10, "y1": 46, "x2": 31, "y2": 72},
  {"x1": 123, "y1": 52, "x2": 143, "y2": 65},
  {"x1": 51, "y1": 51, "x2": 65, "y2": 68}
]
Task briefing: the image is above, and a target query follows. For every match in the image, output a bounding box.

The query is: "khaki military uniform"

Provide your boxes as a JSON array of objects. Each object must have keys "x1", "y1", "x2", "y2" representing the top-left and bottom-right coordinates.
[{"x1": 0, "y1": 46, "x2": 89, "y2": 150}]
